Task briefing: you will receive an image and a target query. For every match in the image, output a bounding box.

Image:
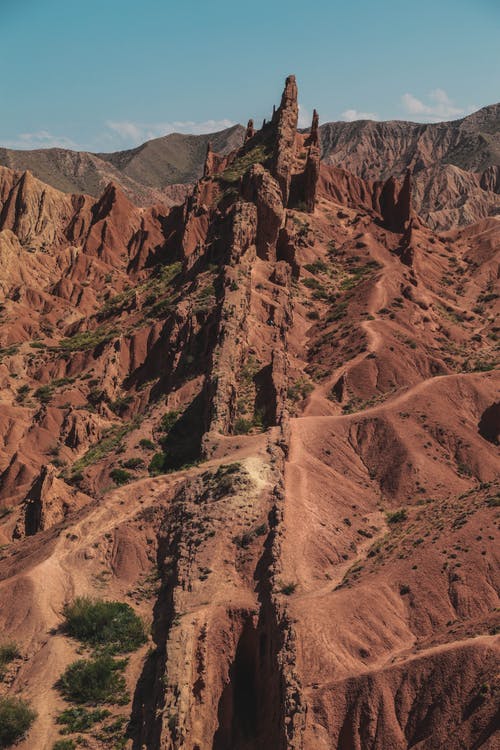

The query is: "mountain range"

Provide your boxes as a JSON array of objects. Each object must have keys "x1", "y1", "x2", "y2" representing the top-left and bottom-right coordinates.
[
  {"x1": 1, "y1": 103, "x2": 499, "y2": 230},
  {"x1": 0, "y1": 77, "x2": 498, "y2": 750}
]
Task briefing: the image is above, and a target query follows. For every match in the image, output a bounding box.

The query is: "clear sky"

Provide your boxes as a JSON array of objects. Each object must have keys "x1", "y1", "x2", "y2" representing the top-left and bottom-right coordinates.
[{"x1": 1, "y1": 0, "x2": 498, "y2": 152}]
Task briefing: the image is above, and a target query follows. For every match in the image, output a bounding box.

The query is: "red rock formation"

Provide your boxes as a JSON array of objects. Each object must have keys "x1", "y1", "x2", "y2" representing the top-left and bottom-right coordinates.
[
  {"x1": 303, "y1": 110, "x2": 321, "y2": 212},
  {"x1": 0, "y1": 77, "x2": 497, "y2": 750},
  {"x1": 244, "y1": 118, "x2": 255, "y2": 143},
  {"x1": 376, "y1": 168, "x2": 413, "y2": 231},
  {"x1": 20, "y1": 464, "x2": 89, "y2": 537},
  {"x1": 272, "y1": 74, "x2": 299, "y2": 205},
  {"x1": 308, "y1": 108, "x2": 319, "y2": 146},
  {"x1": 242, "y1": 163, "x2": 284, "y2": 260}
]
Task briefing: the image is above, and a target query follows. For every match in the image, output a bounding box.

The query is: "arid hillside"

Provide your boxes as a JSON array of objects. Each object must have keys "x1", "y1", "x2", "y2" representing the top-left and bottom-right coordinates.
[
  {"x1": 0, "y1": 125, "x2": 245, "y2": 208},
  {"x1": 0, "y1": 77, "x2": 498, "y2": 750}
]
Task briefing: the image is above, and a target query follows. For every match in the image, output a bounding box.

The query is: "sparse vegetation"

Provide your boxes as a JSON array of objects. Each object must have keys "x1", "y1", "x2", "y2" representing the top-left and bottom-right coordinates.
[
  {"x1": 57, "y1": 327, "x2": 118, "y2": 353},
  {"x1": 57, "y1": 655, "x2": 128, "y2": 705},
  {"x1": 386, "y1": 508, "x2": 408, "y2": 524},
  {"x1": 109, "y1": 395, "x2": 133, "y2": 416},
  {"x1": 63, "y1": 598, "x2": 146, "y2": 654},
  {"x1": 69, "y1": 421, "x2": 138, "y2": 478},
  {"x1": 234, "y1": 417, "x2": 253, "y2": 435},
  {"x1": 219, "y1": 143, "x2": 271, "y2": 184},
  {"x1": 109, "y1": 468, "x2": 133, "y2": 486},
  {"x1": 0, "y1": 642, "x2": 19, "y2": 680},
  {"x1": 121, "y1": 457, "x2": 144, "y2": 470},
  {"x1": 34, "y1": 384, "x2": 53, "y2": 404},
  {"x1": 148, "y1": 452, "x2": 166, "y2": 476},
  {"x1": 15, "y1": 384, "x2": 31, "y2": 402},
  {"x1": 233, "y1": 522, "x2": 267, "y2": 549},
  {"x1": 53, "y1": 741, "x2": 77, "y2": 750},
  {"x1": 0, "y1": 696, "x2": 36, "y2": 748},
  {"x1": 56, "y1": 707, "x2": 110, "y2": 734},
  {"x1": 287, "y1": 377, "x2": 314, "y2": 403},
  {"x1": 159, "y1": 410, "x2": 181, "y2": 434},
  {"x1": 304, "y1": 260, "x2": 328, "y2": 275}
]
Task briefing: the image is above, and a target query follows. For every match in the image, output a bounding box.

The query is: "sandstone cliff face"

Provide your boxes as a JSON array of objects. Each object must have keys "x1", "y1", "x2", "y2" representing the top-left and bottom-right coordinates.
[
  {"x1": 16, "y1": 464, "x2": 90, "y2": 537},
  {"x1": 0, "y1": 77, "x2": 498, "y2": 750}
]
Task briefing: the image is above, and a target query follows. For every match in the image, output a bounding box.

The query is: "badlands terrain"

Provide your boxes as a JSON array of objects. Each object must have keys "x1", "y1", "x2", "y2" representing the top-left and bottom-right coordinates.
[{"x1": 0, "y1": 76, "x2": 498, "y2": 749}]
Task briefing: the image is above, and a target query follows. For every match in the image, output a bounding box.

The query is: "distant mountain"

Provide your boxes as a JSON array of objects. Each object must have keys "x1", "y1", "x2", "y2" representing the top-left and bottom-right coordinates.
[
  {"x1": 319, "y1": 104, "x2": 500, "y2": 178},
  {"x1": 319, "y1": 104, "x2": 500, "y2": 229},
  {"x1": 0, "y1": 106, "x2": 498, "y2": 229},
  {"x1": 0, "y1": 124, "x2": 245, "y2": 207},
  {"x1": 96, "y1": 124, "x2": 246, "y2": 188}
]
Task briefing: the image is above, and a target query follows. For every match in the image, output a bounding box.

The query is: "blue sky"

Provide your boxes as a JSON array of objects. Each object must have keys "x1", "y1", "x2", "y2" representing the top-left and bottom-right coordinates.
[{"x1": 1, "y1": 0, "x2": 498, "y2": 151}]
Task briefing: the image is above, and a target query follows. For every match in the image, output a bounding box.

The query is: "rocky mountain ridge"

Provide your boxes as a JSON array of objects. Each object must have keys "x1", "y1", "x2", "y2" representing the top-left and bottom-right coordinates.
[
  {"x1": 0, "y1": 76, "x2": 498, "y2": 750},
  {"x1": 1, "y1": 104, "x2": 499, "y2": 230}
]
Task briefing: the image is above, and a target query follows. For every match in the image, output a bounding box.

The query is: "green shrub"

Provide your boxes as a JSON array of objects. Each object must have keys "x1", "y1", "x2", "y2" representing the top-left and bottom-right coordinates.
[
  {"x1": 148, "y1": 452, "x2": 166, "y2": 476},
  {"x1": 302, "y1": 277, "x2": 323, "y2": 291},
  {"x1": 53, "y1": 740, "x2": 77, "y2": 750},
  {"x1": 386, "y1": 508, "x2": 408, "y2": 524},
  {"x1": 280, "y1": 583, "x2": 297, "y2": 596},
  {"x1": 57, "y1": 655, "x2": 128, "y2": 705},
  {"x1": 0, "y1": 642, "x2": 19, "y2": 679},
  {"x1": 139, "y1": 438, "x2": 155, "y2": 451},
  {"x1": 56, "y1": 706, "x2": 110, "y2": 733},
  {"x1": 34, "y1": 385, "x2": 53, "y2": 404},
  {"x1": 0, "y1": 696, "x2": 36, "y2": 747},
  {"x1": 287, "y1": 378, "x2": 314, "y2": 403},
  {"x1": 63, "y1": 598, "x2": 146, "y2": 654},
  {"x1": 109, "y1": 468, "x2": 133, "y2": 486},
  {"x1": 109, "y1": 395, "x2": 133, "y2": 416},
  {"x1": 159, "y1": 410, "x2": 180, "y2": 433},
  {"x1": 234, "y1": 417, "x2": 252, "y2": 435},
  {"x1": 69, "y1": 423, "x2": 136, "y2": 476},
  {"x1": 304, "y1": 260, "x2": 328, "y2": 274},
  {"x1": 122, "y1": 457, "x2": 144, "y2": 470},
  {"x1": 58, "y1": 328, "x2": 118, "y2": 353},
  {"x1": 16, "y1": 384, "x2": 30, "y2": 402},
  {"x1": 219, "y1": 143, "x2": 271, "y2": 184}
]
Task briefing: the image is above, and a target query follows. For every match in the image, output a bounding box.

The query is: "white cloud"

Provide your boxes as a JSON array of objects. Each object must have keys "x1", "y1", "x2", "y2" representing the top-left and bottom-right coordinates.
[
  {"x1": 1, "y1": 130, "x2": 81, "y2": 150},
  {"x1": 105, "y1": 118, "x2": 237, "y2": 147},
  {"x1": 298, "y1": 104, "x2": 312, "y2": 129},
  {"x1": 341, "y1": 109, "x2": 378, "y2": 122},
  {"x1": 1, "y1": 119, "x2": 238, "y2": 152},
  {"x1": 401, "y1": 89, "x2": 477, "y2": 121}
]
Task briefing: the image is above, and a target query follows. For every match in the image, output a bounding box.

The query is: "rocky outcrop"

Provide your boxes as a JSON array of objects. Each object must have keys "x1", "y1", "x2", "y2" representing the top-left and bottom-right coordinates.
[
  {"x1": 203, "y1": 141, "x2": 228, "y2": 179},
  {"x1": 244, "y1": 118, "x2": 255, "y2": 143},
  {"x1": 0, "y1": 169, "x2": 73, "y2": 247},
  {"x1": 480, "y1": 164, "x2": 500, "y2": 193},
  {"x1": 204, "y1": 201, "x2": 257, "y2": 438},
  {"x1": 376, "y1": 169, "x2": 413, "y2": 231},
  {"x1": 478, "y1": 402, "x2": 500, "y2": 444},
  {"x1": 271, "y1": 75, "x2": 299, "y2": 205},
  {"x1": 303, "y1": 111, "x2": 321, "y2": 212},
  {"x1": 242, "y1": 163, "x2": 284, "y2": 260},
  {"x1": 19, "y1": 465, "x2": 88, "y2": 537}
]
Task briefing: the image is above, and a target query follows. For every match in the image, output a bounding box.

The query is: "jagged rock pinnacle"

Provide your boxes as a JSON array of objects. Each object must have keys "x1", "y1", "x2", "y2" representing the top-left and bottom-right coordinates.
[
  {"x1": 244, "y1": 119, "x2": 255, "y2": 142},
  {"x1": 272, "y1": 74, "x2": 299, "y2": 205}
]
